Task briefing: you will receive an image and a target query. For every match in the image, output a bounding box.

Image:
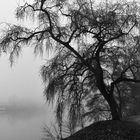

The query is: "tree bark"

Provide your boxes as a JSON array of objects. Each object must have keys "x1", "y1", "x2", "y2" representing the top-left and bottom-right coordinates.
[
  {"x1": 95, "y1": 65, "x2": 121, "y2": 120},
  {"x1": 108, "y1": 95, "x2": 121, "y2": 120},
  {"x1": 98, "y1": 83, "x2": 121, "y2": 120}
]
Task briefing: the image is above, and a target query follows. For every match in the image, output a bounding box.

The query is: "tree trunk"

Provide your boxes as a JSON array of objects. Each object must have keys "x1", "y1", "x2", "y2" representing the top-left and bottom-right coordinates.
[
  {"x1": 93, "y1": 59, "x2": 121, "y2": 121},
  {"x1": 100, "y1": 88, "x2": 121, "y2": 120},
  {"x1": 96, "y1": 74, "x2": 121, "y2": 120},
  {"x1": 108, "y1": 95, "x2": 121, "y2": 120}
]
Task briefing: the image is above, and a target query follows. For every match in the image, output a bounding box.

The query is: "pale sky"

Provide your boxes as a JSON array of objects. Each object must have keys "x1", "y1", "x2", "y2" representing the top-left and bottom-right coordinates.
[{"x1": 0, "y1": 0, "x2": 46, "y2": 105}]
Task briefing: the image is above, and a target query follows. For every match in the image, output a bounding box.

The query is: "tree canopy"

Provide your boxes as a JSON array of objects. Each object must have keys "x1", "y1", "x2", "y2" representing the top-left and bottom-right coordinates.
[{"x1": 1, "y1": 0, "x2": 140, "y2": 133}]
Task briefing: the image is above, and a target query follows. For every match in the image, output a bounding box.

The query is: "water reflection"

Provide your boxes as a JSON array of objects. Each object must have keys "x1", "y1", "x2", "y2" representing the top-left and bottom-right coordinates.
[{"x1": 0, "y1": 101, "x2": 54, "y2": 140}]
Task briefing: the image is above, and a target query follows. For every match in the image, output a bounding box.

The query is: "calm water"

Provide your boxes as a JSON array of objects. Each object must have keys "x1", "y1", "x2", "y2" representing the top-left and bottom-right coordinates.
[{"x1": 0, "y1": 104, "x2": 54, "y2": 140}]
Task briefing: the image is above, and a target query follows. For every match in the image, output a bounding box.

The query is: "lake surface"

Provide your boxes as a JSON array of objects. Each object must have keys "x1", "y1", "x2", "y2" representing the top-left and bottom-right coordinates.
[{"x1": 0, "y1": 103, "x2": 54, "y2": 140}]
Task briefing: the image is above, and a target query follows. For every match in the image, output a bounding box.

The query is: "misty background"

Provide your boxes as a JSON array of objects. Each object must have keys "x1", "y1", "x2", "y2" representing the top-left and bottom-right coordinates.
[
  {"x1": 0, "y1": 0, "x2": 44, "y2": 104},
  {"x1": 0, "y1": 1, "x2": 55, "y2": 140}
]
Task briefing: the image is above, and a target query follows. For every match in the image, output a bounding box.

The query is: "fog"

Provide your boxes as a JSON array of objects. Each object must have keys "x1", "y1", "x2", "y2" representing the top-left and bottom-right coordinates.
[
  {"x1": 0, "y1": 1, "x2": 54, "y2": 140},
  {"x1": 0, "y1": 48, "x2": 45, "y2": 104},
  {"x1": 0, "y1": 44, "x2": 55, "y2": 140},
  {"x1": 0, "y1": 47, "x2": 55, "y2": 140}
]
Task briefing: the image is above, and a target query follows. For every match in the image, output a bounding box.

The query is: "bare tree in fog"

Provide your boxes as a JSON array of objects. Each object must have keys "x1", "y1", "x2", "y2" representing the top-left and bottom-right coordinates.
[{"x1": 1, "y1": 0, "x2": 140, "y2": 133}]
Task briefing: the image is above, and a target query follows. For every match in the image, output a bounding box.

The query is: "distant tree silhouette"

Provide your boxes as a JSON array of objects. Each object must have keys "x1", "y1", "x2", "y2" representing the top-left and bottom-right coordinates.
[{"x1": 1, "y1": 0, "x2": 140, "y2": 131}]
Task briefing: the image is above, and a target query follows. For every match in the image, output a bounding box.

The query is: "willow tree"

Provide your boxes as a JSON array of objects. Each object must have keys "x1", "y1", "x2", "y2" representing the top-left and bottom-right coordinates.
[{"x1": 1, "y1": 0, "x2": 140, "y2": 129}]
